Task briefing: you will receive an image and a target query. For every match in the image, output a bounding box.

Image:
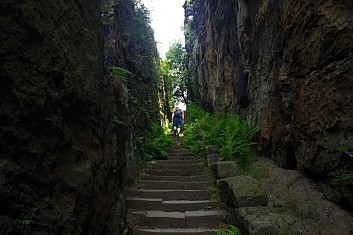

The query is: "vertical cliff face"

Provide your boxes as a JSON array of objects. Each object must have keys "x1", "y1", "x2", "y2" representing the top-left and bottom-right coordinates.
[
  {"x1": 0, "y1": 0, "x2": 120, "y2": 234},
  {"x1": 0, "y1": 0, "x2": 160, "y2": 234},
  {"x1": 186, "y1": 0, "x2": 353, "y2": 210},
  {"x1": 102, "y1": 0, "x2": 160, "y2": 183}
]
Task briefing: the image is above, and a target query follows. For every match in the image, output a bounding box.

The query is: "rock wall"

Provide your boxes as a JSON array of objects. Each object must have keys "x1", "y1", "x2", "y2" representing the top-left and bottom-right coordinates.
[
  {"x1": 186, "y1": 0, "x2": 353, "y2": 210},
  {"x1": 102, "y1": 0, "x2": 160, "y2": 183},
  {"x1": 0, "y1": 0, "x2": 159, "y2": 234}
]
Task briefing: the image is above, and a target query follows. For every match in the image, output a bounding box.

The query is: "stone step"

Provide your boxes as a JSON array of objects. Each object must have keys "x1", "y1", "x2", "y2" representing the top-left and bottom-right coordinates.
[
  {"x1": 133, "y1": 228, "x2": 217, "y2": 235},
  {"x1": 147, "y1": 163, "x2": 201, "y2": 171},
  {"x1": 168, "y1": 149, "x2": 193, "y2": 154},
  {"x1": 127, "y1": 198, "x2": 218, "y2": 212},
  {"x1": 162, "y1": 200, "x2": 218, "y2": 212},
  {"x1": 127, "y1": 197, "x2": 162, "y2": 211},
  {"x1": 141, "y1": 175, "x2": 209, "y2": 182},
  {"x1": 136, "y1": 181, "x2": 211, "y2": 190},
  {"x1": 125, "y1": 189, "x2": 213, "y2": 201},
  {"x1": 153, "y1": 160, "x2": 197, "y2": 165},
  {"x1": 167, "y1": 155, "x2": 193, "y2": 160},
  {"x1": 185, "y1": 211, "x2": 225, "y2": 228},
  {"x1": 142, "y1": 210, "x2": 225, "y2": 229},
  {"x1": 144, "y1": 169, "x2": 206, "y2": 176}
]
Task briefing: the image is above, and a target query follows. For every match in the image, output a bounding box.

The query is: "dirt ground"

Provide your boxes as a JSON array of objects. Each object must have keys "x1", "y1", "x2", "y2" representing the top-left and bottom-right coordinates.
[{"x1": 246, "y1": 156, "x2": 353, "y2": 235}]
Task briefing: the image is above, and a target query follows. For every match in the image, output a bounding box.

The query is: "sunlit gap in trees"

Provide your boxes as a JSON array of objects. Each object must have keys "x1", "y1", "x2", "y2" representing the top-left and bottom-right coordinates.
[{"x1": 139, "y1": 0, "x2": 185, "y2": 58}]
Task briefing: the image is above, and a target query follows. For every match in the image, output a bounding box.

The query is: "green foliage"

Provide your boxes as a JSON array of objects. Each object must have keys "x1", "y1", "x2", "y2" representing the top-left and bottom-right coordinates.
[
  {"x1": 183, "y1": 103, "x2": 258, "y2": 169},
  {"x1": 183, "y1": 123, "x2": 205, "y2": 157},
  {"x1": 112, "y1": 116, "x2": 126, "y2": 126},
  {"x1": 163, "y1": 41, "x2": 188, "y2": 104},
  {"x1": 109, "y1": 66, "x2": 132, "y2": 82},
  {"x1": 134, "y1": 1, "x2": 151, "y2": 23},
  {"x1": 332, "y1": 173, "x2": 353, "y2": 183},
  {"x1": 181, "y1": 103, "x2": 207, "y2": 157},
  {"x1": 16, "y1": 216, "x2": 30, "y2": 225},
  {"x1": 215, "y1": 225, "x2": 241, "y2": 235},
  {"x1": 335, "y1": 143, "x2": 353, "y2": 158},
  {"x1": 101, "y1": 3, "x2": 112, "y2": 14},
  {"x1": 143, "y1": 123, "x2": 173, "y2": 161}
]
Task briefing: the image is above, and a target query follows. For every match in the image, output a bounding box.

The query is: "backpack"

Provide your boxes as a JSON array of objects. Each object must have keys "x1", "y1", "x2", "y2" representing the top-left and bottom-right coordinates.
[{"x1": 174, "y1": 109, "x2": 182, "y2": 118}]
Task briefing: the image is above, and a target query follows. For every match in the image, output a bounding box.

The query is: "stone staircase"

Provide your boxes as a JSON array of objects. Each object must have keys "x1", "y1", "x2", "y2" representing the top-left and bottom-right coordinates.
[{"x1": 126, "y1": 147, "x2": 226, "y2": 235}]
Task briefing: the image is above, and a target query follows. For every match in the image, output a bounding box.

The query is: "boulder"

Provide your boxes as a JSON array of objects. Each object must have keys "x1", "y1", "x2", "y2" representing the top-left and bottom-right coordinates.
[
  {"x1": 218, "y1": 176, "x2": 267, "y2": 208},
  {"x1": 233, "y1": 207, "x2": 292, "y2": 235}
]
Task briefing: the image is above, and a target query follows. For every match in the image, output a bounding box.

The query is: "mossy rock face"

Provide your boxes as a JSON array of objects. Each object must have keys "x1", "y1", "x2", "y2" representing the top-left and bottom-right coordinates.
[
  {"x1": 234, "y1": 207, "x2": 292, "y2": 235},
  {"x1": 218, "y1": 176, "x2": 268, "y2": 207}
]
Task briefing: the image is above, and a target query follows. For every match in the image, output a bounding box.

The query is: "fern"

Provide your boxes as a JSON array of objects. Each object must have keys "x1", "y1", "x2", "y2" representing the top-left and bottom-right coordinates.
[
  {"x1": 109, "y1": 66, "x2": 132, "y2": 82},
  {"x1": 215, "y1": 225, "x2": 241, "y2": 235},
  {"x1": 143, "y1": 123, "x2": 173, "y2": 160},
  {"x1": 182, "y1": 103, "x2": 258, "y2": 169}
]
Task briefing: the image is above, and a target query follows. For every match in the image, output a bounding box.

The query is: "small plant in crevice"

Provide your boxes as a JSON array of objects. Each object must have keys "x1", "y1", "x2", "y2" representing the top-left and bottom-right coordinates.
[
  {"x1": 331, "y1": 173, "x2": 353, "y2": 184},
  {"x1": 112, "y1": 115, "x2": 126, "y2": 126},
  {"x1": 109, "y1": 66, "x2": 132, "y2": 82},
  {"x1": 16, "y1": 215, "x2": 30, "y2": 226},
  {"x1": 335, "y1": 143, "x2": 353, "y2": 158},
  {"x1": 101, "y1": 3, "x2": 112, "y2": 14},
  {"x1": 143, "y1": 123, "x2": 173, "y2": 161},
  {"x1": 215, "y1": 225, "x2": 241, "y2": 235}
]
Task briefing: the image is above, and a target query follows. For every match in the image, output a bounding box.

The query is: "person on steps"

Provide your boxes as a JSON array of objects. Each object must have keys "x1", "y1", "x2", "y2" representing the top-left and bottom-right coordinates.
[{"x1": 172, "y1": 106, "x2": 184, "y2": 137}]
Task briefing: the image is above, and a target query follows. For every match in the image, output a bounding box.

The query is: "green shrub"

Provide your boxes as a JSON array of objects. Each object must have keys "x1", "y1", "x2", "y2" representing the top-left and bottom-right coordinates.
[
  {"x1": 183, "y1": 103, "x2": 258, "y2": 169},
  {"x1": 143, "y1": 123, "x2": 173, "y2": 161},
  {"x1": 183, "y1": 122, "x2": 205, "y2": 157},
  {"x1": 215, "y1": 225, "x2": 241, "y2": 235}
]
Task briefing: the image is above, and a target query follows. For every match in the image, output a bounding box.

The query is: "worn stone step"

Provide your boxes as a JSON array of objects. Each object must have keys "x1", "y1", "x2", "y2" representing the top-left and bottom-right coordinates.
[
  {"x1": 143, "y1": 211, "x2": 185, "y2": 228},
  {"x1": 141, "y1": 175, "x2": 209, "y2": 182},
  {"x1": 127, "y1": 198, "x2": 217, "y2": 212},
  {"x1": 133, "y1": 228, "x2": 217, "y2": 235},
  {"x1": 144, "y1": 169, "x2": 206, "y2": 176},
  {"x1": 167, "y1": 155, "x2": 193, "y2": 160},
  {"x1": 162, "y1": 200, "x2": 218, "y2": 212},
  {"x1": 185, "y1": 211, "x2": 226, "y2": 228},
  {"x1": 125, "y1": 189, "x2": 213, "y2": 201},
  {"x1": 148, "y1": 163, "x2": 201, "y2": 171},
  {"x1": 142, "y1": 211, "x2": 225, "y2": 229},
  {"x1": 136, "y1": 181, "x2": 211, "y2": 190},
  {"x1": 168, "y1": 149, "x2": 192, "y2": 154},
  {"x1": 153, "y1": 160, "x2": 197, "y2": 165},
  {"x1": 127, "y1": 197, "x2": 162, "y2": 211}
]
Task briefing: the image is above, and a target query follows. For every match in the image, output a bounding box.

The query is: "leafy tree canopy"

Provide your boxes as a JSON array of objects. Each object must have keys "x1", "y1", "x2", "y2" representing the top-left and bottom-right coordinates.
[{"x1": 164, "y1": 41, "x2": 188, "y2": 105}]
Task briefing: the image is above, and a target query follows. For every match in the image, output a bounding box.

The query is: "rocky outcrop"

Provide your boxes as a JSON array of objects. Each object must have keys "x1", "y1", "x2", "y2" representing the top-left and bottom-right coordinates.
[
  {"x1": 0, "y1": 0, "x2": 160, "y2": 234},
  {"x1": 185, "y1": 0, "x2": 353, "y2": 210}
]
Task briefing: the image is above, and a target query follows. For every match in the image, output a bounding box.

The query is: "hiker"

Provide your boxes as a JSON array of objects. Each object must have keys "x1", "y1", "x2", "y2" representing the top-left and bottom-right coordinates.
[{"x1": 172, "y1": 106, "x2": 184, "y2": 137}]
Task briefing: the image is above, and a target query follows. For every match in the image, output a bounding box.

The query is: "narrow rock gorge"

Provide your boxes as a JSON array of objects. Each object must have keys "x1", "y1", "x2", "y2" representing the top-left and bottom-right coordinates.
[
  {"x1": 1, "y1": 0, "x2": 353, "y2": 234},
  {"x1": 184, "y1": 0, "x2": 353, "y2": 211}
]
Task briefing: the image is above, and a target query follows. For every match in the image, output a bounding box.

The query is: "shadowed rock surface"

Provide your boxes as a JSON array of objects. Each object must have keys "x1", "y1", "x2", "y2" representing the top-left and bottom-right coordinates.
[
  {"x1": 1, "y1": 0, "x2": 159, "y2": 234},
  {"x1": 184, "y1": 0, "x2": 353, "y2": 211}
]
